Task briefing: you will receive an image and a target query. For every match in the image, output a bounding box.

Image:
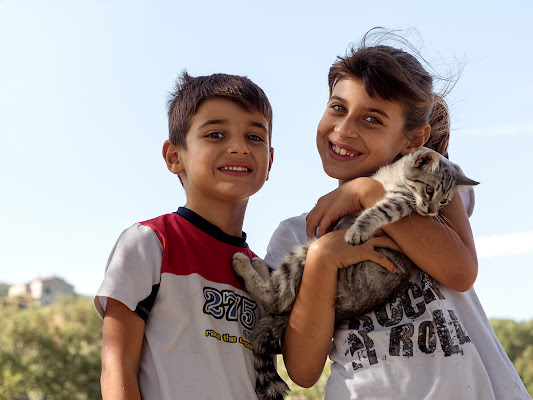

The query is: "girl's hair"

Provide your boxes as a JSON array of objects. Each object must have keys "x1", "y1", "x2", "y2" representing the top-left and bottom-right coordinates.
[{"x1": 328, "y1": 28, "x2": 457, "y2": 158}]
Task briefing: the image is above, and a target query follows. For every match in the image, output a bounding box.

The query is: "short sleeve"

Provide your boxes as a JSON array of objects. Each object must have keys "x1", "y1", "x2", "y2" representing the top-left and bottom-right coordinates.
[
  {"x1": 264, "y1": 214, "x2": 308, "y2": 270},
  {"x1": 94, "y1": 223, "x2": 163, "y2": 319},
  {"x1": 458, "y1": 186, "x2": 475, "y2": 218}
]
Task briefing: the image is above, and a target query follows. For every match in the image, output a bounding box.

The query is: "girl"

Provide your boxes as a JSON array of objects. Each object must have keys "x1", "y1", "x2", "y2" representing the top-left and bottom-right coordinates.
[{"x1": 264, "y1": 31, "x2": 530, "y2": 399}]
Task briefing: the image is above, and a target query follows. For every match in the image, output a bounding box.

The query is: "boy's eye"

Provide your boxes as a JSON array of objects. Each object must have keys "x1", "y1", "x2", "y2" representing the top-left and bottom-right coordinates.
[
  {"x1": 206, "y1": 132, "x2": 224, "y2": 139},
  {"x1": 247, "y1": 134, "x2": 265, "y2": 142}
]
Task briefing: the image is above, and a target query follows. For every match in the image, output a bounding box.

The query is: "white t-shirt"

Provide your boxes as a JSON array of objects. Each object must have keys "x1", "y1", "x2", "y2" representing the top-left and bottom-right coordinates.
[
  {"x1": 95, "y1": 208, "x2": 262, "y2": 400},
  {"x1": 265, "y1": 191, "x2": 530, "y2": 400}
]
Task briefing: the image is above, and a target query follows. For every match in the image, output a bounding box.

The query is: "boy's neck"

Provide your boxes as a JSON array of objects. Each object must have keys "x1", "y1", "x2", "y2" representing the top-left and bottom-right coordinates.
[{"x1": 183, "y1": 199, "x2": 248, "y2": 238}]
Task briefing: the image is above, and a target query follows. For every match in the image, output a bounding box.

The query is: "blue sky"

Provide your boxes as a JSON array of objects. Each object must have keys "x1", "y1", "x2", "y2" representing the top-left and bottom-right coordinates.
[{"x1": 1, "y1": 0, "x2": 532, "y2": 321}]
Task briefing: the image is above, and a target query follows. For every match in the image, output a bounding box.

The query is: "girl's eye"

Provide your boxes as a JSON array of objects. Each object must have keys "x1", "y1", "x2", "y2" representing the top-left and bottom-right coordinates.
[
  {"x1": 206, "y1": 132, "x2": 224, "y2": 139},
  {"x1": 364, "y1": 116, "x2": 382, "y2": 124},
  {"x1": 331, "y1": 104, "x2": 346, "y2": 112},
  {"x1": 247, "y1": 134, "x2": 265, "y2": 142}
]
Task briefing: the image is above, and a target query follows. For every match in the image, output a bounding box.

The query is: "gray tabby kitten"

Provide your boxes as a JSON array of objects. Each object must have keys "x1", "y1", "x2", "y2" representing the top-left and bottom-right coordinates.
[{"x1": 232, "y1": 148, "x2": 478, "y2": 400}]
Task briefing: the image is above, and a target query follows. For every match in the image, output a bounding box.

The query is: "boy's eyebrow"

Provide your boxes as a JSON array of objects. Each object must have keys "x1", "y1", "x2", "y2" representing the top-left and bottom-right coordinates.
[
  {"x1": 330, "y1": 96, "x2": 390, "y2": 119},
  {"x1": 198, "y1": 119, "x2": 268, "y2": 131}
]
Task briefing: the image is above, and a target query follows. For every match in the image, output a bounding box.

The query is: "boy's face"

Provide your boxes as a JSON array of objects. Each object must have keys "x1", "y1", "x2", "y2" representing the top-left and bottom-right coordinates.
[
  {"x1": 316, "y1": 78, "x2": 414, "y2": 183},
  {"x1": 167, "y1": 97, "x2": 273, "y2": 207}
]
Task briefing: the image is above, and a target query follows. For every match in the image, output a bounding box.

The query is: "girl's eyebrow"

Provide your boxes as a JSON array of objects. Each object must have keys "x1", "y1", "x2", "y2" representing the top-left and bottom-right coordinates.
[
  {"x1": 367, "y1": 108, "x2": 390, "y2": 119},
  {"x1": 329, "y1": 95, "x2": 390, "y2": 119}
]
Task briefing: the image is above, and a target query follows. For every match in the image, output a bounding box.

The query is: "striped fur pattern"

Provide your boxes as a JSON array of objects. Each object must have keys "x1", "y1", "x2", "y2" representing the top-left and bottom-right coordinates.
[{"x1": 232, "y1": 148, "x2": 478, "y2": 400}]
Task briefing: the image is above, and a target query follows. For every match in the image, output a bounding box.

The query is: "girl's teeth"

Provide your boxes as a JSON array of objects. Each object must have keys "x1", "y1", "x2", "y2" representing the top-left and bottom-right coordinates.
[{"x1": 333, "y1": 144, "x2": 355, "y2": 157}]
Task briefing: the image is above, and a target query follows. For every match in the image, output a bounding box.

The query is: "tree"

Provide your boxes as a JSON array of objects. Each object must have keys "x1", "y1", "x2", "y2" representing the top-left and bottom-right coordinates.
[
  {"x1": 0, "y1": 282, "x2": 10, "y2": 297},
  {"x1": 490, "y1": 319, "x2": 533, "y2": 396},
  {"x1": 0, "y1": 296, "x2": 102, "y2": 400}
]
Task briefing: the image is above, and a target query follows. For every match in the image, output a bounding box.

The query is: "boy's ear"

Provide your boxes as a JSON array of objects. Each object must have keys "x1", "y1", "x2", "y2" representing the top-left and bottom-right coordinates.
[
  {"x1": 403, "y1": 124, "x2": 431, "y2": 154},
  {"x1": 162, "y1": 140, "x2": 185, "y2": 175},
  {"x1": 266, "y1": 147, "x2": 274, "y2": 181}
]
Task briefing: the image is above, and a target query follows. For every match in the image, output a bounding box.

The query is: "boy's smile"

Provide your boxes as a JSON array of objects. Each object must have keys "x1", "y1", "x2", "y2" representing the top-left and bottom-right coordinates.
[
  {"x1": 316, "y1": 78, "x2": 412, "y2": 184},
  {"x1": 166, "y1": 97, "x2": 273, "y2": 214}
]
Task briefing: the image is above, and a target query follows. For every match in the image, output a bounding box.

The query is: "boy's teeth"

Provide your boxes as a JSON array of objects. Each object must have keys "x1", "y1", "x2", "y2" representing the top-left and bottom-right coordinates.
[
  {"x1": 221, "y1": 166, "x2": 249, "y2": 171},
  {"x1": 332, "y1": 144, "x2": 355, "y2": 157}
]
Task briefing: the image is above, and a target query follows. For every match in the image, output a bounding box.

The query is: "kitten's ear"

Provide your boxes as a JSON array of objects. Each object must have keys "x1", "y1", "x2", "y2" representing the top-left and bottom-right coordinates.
[
  {"x1": 414, "y1": 150, "x2": 440, "y2": 170},
  {"x1": 451, "y1": 164, "x2": 480, "y2": 187},
  {"x1": 455, "y1": 173, "x2": 480, "y2": 187}
]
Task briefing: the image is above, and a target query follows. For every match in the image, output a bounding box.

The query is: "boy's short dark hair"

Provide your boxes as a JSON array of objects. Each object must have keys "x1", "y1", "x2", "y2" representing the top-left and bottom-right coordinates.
[{"x1": 167, "y1": 72, "x2": 273, "y2": 148}]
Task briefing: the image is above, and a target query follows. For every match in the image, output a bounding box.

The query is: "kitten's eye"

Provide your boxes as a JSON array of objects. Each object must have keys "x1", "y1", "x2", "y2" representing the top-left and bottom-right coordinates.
[
  {"x1": 440, "y1": 199, "x2": 449, "y2": 205},
  {"x1": 426, "y1": 185, "x2": 434, "y2": 195}
]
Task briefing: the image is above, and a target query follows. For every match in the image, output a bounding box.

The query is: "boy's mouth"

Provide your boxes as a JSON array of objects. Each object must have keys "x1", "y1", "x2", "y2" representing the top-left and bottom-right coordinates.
[{"x1": 219, "y1": 166, "x2": 251, "y2": 172}]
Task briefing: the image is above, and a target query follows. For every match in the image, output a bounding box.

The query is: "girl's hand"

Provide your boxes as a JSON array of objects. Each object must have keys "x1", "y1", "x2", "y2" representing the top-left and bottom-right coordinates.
[
  {"x1": 306, "y1": 177, "x2": 386, "y2": 238},
  {"x1": 307, "y1": 229, "x2": 401, "y2": 273}
]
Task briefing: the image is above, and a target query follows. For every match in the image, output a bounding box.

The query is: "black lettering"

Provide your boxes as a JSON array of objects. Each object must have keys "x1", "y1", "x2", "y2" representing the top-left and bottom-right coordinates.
[
  {"x1": 346, "y1": 316, "x2": 378, "y2": 369},
  {"x1": 433, "y1": 310, "x2": 463, "y2": 356},
  {"x1": 375, "y1": 295, "x2": 404, "y2": 327},
  {"x1": 421, "y1": 271, "x2": 446, "y2": 304},
  {"x1": 400, "y1": 282, "x2": 426, "y2": 319},
  {"x1": 418, "y1": 320, "x2": 437, "y2": 354},
  {"x1": 448, "y1": 310, "x2": 471, "y2": 345},
  {"x1": 389, "y1": 323, "x2": 414, "y2": 357}
]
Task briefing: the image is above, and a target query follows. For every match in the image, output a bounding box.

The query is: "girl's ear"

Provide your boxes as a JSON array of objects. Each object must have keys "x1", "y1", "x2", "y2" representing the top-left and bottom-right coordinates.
[
  {"x1": 403, "y1": 124, "x2": 431, "y2": 154},
  {"x1": 162, "y1": 140, "x2": 185, "y2": 175}
]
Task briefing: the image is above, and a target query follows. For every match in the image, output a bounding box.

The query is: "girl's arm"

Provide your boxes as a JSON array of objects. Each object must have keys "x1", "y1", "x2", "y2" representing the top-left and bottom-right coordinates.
[
  {"x1": 306, "y1": 177, "x2": 478, "y2": 291},
  {"x1": 282, "y1": 231, "x2": 401, "y2": 387},
  {"x1": 101, "y1": 298, "x2": 144, "y2": 400}
]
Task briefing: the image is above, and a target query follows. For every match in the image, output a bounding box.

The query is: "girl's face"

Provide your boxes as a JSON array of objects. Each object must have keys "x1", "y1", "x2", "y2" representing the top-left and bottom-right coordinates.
[{"x1": 317, "y1": 78, "x2": 414, "y2": 184}]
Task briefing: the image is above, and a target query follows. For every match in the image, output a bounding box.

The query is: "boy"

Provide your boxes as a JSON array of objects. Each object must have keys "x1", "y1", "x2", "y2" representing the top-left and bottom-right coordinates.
[{"x1": 94, "y1": 72, "x2": 274, "y2": 400}]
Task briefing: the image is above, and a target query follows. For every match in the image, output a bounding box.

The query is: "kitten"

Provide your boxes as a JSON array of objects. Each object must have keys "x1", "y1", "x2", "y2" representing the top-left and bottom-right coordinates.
[{"x1": 232, "y1": 148, "x2": 479, "y2": 400}]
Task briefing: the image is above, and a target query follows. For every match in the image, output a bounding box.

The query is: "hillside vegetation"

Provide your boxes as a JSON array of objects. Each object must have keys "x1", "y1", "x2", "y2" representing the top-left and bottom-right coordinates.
[{"x1": 0, "y1": 297, "x2": 531, "y2": 399}]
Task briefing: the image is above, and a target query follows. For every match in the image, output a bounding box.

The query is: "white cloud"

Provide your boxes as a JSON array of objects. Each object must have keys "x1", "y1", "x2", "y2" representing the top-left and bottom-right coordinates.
[
  {"x1": 475, "y1": 232, "x2": 533, "y2": 258},
  {"x1": 464, "y1": 122, "x2": 533, "y2": 136}
]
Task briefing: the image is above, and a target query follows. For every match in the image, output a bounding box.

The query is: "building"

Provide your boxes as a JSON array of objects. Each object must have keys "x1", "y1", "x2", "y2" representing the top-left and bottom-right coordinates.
[{"x1": 8, "y1": 276, "x2": 75, "y2": 306}]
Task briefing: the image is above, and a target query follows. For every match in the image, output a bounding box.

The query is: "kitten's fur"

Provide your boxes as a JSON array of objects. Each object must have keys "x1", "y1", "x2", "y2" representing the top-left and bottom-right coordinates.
[{"x1": 232, "y1": 148, "x2": 478, "y2": 400}]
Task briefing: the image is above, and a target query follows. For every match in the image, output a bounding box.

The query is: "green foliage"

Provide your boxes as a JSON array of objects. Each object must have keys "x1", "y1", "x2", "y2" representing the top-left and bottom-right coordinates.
[
  {"x1": 491, "y1": 319, "x2": 533, "y2": 396},
  {"x1": 0, "y1": 297, "x2": 531, "y2": 399},
  {"x1": 0, "y1": 282, "x2": 10, "y2": 297},
  {"x1": 0, "y1": 296, "x2": 103, "y2": 400}
]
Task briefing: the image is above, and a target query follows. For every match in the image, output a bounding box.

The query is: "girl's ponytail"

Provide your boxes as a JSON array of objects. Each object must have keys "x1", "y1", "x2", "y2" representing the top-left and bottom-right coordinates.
[{"x1": 426, "y1": 97, "x2": 450, "y2": 158}]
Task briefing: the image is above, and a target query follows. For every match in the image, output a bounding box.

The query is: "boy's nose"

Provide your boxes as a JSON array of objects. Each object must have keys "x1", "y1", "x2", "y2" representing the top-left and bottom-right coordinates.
[{"x1": 228, "y1": 139, "x2": 250, "y2": 155}]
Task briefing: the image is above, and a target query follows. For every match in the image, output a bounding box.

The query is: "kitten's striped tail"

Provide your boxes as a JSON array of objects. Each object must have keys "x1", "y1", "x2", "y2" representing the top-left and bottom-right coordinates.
[{"x1": 253, "y1": 314, "x2": 290, "y2": 400}]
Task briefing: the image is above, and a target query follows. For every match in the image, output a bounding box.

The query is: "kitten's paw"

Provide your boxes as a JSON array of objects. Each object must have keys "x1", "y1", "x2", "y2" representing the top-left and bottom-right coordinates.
[
  {"x1": 232, "y1": 252, "x2": 252, "y2": 277},
  {"x1": 251, "y1": 257, "x2": 270, "y2": 280},
  {"x1": 344, "y1": 226, "x2": 371, "y2": 246}
]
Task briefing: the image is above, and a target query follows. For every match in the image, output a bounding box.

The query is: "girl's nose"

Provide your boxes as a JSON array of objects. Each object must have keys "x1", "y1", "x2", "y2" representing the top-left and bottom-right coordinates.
[{"x1": 334, "y1": 118, "x2": 359, "y2": 139}]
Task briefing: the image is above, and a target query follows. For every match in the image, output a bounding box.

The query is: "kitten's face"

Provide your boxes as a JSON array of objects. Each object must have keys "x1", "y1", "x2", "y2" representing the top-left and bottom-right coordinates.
[
  {"x1": 412, "y1": 173, "x2": 456, "y2": 217},
  {"x1": 407, "y1": 155, "x2": 457, "y2": 217}
]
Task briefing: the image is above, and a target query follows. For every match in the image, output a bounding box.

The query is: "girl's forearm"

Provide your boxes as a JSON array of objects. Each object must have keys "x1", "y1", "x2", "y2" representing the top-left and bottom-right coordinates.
[
  {"x1": 282, "y1": 240, "x2": 337, "y2": 388},
  {"x1": 382, "y1": 194, "x2": 478, "y2": 291}
]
